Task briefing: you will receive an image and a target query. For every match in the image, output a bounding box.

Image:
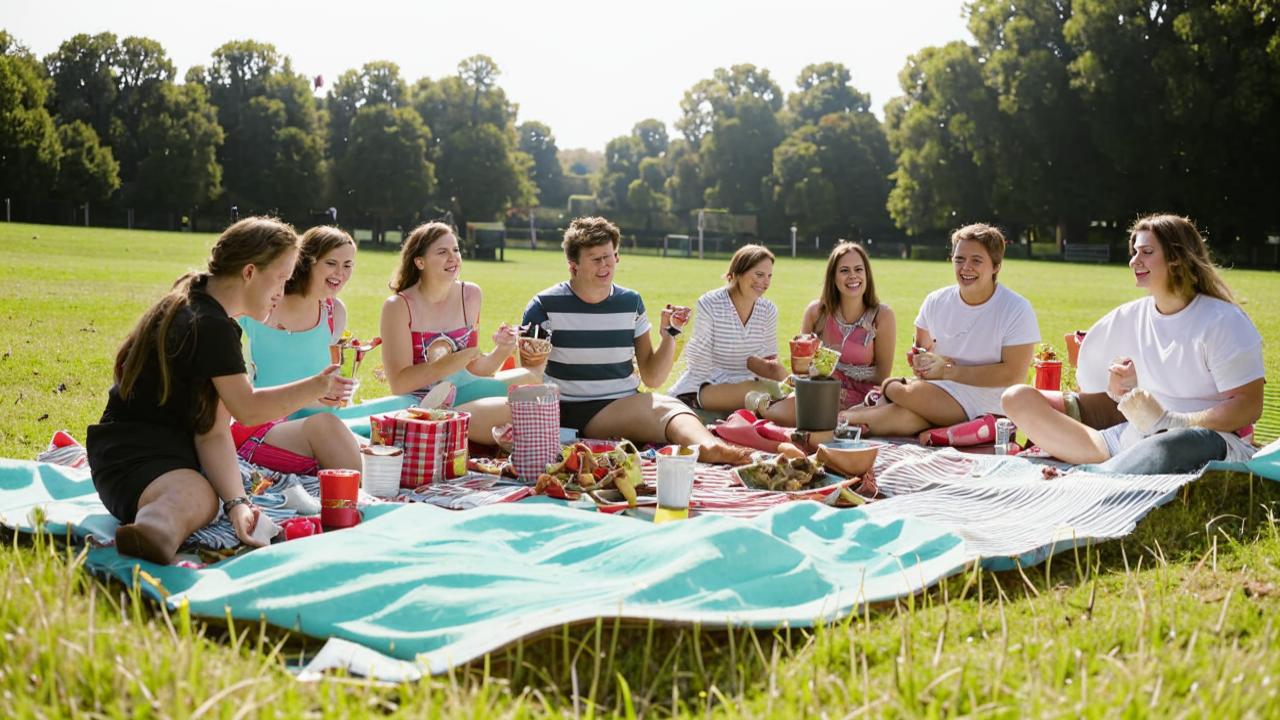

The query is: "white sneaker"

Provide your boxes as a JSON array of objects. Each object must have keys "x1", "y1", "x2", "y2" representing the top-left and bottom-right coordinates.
[{"x1": 418, "y1": 381, "x2": 457, "y2": 410}]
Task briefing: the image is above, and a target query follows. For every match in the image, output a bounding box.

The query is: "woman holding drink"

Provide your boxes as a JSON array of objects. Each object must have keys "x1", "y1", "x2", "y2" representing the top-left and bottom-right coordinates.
[
  {"x1": 1001, "y1": 214, "x2": 1264, "y2": 473},
  {"x1": 668, "y1": 245, "x2": 789, "y2": 413},
  {"x1": 234, "y1": 226, "x2": 414, "y2": 454},
  {"x1": 86, "y1": 218, "x2": 355, "y2": 564},
  {"x1": 751, "y1": 241, "x2": 897, "y2": 426},
  {"x1": 840, "y1": 223, "x2": 1039, "y2": 440},
  {"x1": 380, "y1": 221, "x2": 548, "y2": 443}
]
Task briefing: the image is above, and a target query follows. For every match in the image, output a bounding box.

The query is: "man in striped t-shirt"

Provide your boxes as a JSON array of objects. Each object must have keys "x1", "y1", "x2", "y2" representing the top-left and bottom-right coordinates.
[{"x1": 522, "y1": 217, "x2": 752, "y2": 464}]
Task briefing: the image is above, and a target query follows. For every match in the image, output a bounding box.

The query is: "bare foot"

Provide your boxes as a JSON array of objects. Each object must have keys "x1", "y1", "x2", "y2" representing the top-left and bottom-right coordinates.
[
  {"x1": 115, "y1": 522, "x2": 178, "y2": 565},
  {"x1": 697, "y1": 439, "x2": 754, "y2": 466}
]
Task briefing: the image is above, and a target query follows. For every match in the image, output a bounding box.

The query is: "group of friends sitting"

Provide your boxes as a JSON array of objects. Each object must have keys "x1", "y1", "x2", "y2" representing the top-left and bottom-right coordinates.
[{"x1": 84, "y1": 213, "x2": 1266, "y2": 563}]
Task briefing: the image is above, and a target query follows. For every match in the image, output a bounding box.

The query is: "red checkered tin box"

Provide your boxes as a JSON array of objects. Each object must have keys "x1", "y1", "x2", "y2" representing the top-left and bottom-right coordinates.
[{"x1": 370, "y1": 409, "x2": 470, "y2": 488}]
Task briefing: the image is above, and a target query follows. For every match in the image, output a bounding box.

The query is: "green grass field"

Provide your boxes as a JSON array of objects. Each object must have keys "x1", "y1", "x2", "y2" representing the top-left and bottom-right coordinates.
[{"x1": 3, "y1": 222, "x2": 1280, "y2": 716}]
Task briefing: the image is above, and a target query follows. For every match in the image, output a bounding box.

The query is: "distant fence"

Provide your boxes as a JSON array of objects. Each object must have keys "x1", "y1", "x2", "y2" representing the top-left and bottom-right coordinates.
[{"x1": 1064, "y1": 244, "x2": 1111, "y2": 264}]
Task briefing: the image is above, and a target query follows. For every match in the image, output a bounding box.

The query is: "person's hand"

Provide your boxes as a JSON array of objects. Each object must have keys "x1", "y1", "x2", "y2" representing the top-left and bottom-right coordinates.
[
  {"x1": 492, "y1": 323, "x2": 519, "y2": 350},
  {"x1": 660, "y1": 304, "x2": 692, "y2": 331},
  {"x1": 746, "y1": 355, "x2": 772, "y2": 377},
  {"x1": 911, "y1": 351, "x2": 950, "y2": 380},
  {"x1": 315, "y1": 364, "x2": 355, "y2": 404},
  {"x1": 1107, "y1": 357, "x2": 1137, "y2": 401},
  {"x1": 228, "y1": 502, "x2": 266, "y2": 548},
  {"x1": 518, "y1": 338, "x2": 551, "y2": 368}
]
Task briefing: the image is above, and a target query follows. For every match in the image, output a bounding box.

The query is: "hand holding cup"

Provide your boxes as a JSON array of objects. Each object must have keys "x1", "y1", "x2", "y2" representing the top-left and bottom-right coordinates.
[{"x1": 662, "y1": 303, "x2": 692, "y2": 331}]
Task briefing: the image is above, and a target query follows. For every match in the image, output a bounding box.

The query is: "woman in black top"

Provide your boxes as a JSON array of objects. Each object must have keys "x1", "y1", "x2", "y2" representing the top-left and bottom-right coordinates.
[{"x1": 87, "y1": 217, "x2": 354, "y2": 564}]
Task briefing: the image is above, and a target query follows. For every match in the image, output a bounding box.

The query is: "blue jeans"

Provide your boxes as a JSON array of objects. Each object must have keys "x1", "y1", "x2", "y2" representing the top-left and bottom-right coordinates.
[{"x1": 1096, "y1": 427, "x2": 1228, "y2": 475}]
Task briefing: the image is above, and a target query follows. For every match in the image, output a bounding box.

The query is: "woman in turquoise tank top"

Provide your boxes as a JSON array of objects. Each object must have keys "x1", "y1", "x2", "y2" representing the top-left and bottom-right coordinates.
[{"x1": 237, "y1": 227, "x2": 414, "y2": 441}]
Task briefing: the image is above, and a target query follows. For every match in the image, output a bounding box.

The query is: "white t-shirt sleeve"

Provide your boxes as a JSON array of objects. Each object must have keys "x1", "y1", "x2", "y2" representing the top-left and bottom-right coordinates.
[
  {"x1": 1001, "y1": 293, "x2": 1041, "y2": 347},
  {"x1": 913, "y1": 290, "x2": 935, "y2": 336},
  {"x1": 1074, "y1": 306, "x2": 1124, "y2": 394},
  {"x1": 1205, "y1": 307, "x2": 1265, "y2": 392}
]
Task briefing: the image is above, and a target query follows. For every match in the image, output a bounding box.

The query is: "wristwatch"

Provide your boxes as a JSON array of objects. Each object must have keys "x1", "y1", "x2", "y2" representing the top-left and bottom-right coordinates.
[
  {"x1": 222, "y1": 495, "x2": 254, "y2": 515},
  {"x1": 665, "y1": 325, "x2": 682, "y2": 337}
]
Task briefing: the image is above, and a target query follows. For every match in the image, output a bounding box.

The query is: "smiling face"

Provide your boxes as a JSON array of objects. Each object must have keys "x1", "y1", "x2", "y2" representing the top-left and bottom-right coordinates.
[
  {"x1": 1129, "y1": 230, "x2": 1169, "y2": 294},
  {"x1": 308, "y1": 243, "x2": 356, "y2": 299},
  {"x1": 245, "y1": 249, "x2": 298, "y2": 321},
  {"x1": 415, "y1": 233, "x2": 462, "y2": 282},
  {"x1": 569, "y1": 242, "x2": 619, "y2": 290},
  {"x1": 952, "y1": 239, "x2": 997, "y2": 293},
  {"x1": 733, "y1": 259, "x2": 773, "y2": 299},
  {"x1": 833, "y1": 251, "x2": 867, "y2": 300}
]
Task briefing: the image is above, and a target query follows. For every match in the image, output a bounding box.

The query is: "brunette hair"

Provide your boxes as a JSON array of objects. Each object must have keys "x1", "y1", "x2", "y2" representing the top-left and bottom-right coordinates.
[
  {"x1": 114, "y1": 217, "x2": 298, "y2": 432},
  {"x1": 286, "y1": 226, "x2": 355, "y2": 295},
  {"x1": 724, "y1": 244, "x2": 775, "y2": 283},
  {"x1": 817, "y1": 241, "x2": 878, "y2": 327},
  {"x1": 950, "y1": 223, "x2": 1006, "y2": 280},
  {"x1": 391, "y1": 222, "x2": 456, "y2": 293},
  {"x1": 1128, "y1": 214, "x2": 1235, "y2": 304},
  {"x1": 562, "y1": 216, "x2": 620, "y2": 262}
]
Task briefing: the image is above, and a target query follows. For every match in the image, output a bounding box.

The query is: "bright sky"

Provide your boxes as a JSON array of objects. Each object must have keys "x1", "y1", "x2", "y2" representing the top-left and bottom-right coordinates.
[{"x1": 7, "y1": 0, "x2": 971, "y2": 151}]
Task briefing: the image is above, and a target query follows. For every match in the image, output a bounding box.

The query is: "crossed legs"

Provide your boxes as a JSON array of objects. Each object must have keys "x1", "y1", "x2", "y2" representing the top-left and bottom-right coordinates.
[
  {"x1": 838, "y1": 378, "x2": 968, "y2": 436},
  {"x1": 582, "y1": 392, "x2": 752, "y2": 464},
  {"x1": 115, "y1": 469, "x2": 219, "y2": 565}
]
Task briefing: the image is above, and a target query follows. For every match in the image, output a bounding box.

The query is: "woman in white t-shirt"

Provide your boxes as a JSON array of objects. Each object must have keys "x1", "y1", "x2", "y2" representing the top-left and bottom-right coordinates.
[
  {"x1": 840, "y1": 223, "x2": 1039, "y2": 438},
  {"x1": 1002, "y1": 214, "x2": 1264, "y2": 473},
  {"x1": 670, "y1": 245, "x2": 789, "y2": 412}
]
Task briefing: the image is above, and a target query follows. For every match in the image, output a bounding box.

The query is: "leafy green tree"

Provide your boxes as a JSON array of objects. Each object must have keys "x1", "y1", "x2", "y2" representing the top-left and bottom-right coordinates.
[
  {"x1": 632, "y1": 118, "x2": 669, "y2": 157},
  {"x1": 787, "y1": 62, "x2": 871, "y2": 127},
  {"x1": 884, "y1": 42, "x2": 1000, "y2": 235},
  {"x1": 663, "y1": 139, "x2": 705, "y2": 216},
  {"x1": 518, "y1": 120, "x2": 566, "y2": 207},
  {"x1": 335, "y1": 104, "x2": 434, "y2": 233},
  {"x1": 679, "y1": 65, "x2": 784, "y2": 213},
  {"x1": 194, "y1": 41, "x2": 325, "y2": 215},
  {"x1": 133, "y1": 83, "x2": 224, "y2": 214},
  {"x1": 54, "y1": 120, "x2": 120, "y2": 207},
  {"x1": 409, "y1": 56, "x2": 533, "y2": 226},
  {"x1": 600, "y1": 135, "x2": 641, "y2": 213},
  {"x1": 43, "y1": 32, "x2": 119, "y2": 143},
  {"x1": 1, "y1": 33, "x2": 60, "y2": 210}
]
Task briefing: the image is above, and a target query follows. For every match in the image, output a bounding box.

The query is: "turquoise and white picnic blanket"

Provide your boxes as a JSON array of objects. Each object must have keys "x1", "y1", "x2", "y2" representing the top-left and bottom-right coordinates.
[{"x1": 2, "y1": 439, "x2": 1277, "y2": 680}]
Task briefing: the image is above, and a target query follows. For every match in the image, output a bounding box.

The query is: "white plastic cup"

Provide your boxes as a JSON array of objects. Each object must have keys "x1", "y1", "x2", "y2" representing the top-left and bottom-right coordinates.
[
  {"x1": 361, "y1": 448, "x2": 404, "y2": 499},
  {"x1": 656, "y1": 448, "x2": 699, "y2": 511}
]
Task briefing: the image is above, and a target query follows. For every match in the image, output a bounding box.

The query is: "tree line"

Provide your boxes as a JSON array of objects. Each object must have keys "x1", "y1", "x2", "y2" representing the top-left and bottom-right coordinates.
[{"x1": 3, "y1": 1, "x2": 1278, "y2": 259}]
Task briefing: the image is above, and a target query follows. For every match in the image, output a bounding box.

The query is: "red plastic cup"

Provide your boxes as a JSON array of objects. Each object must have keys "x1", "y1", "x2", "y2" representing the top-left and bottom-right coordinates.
[
  {"x1": 1064, "y1": 331, "x2": 1085, "y2": 368},
  {"x1": 319, "y1": 469, "x2": 361, "y2": 529},
  {"x1": 1034, "y1": 360, "x2": 1063, "y2": 391}
]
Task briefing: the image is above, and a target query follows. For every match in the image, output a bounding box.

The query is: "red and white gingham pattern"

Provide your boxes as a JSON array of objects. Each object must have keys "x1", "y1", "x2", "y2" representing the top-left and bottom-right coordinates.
[
  {"x1": 509, "y1": 385, "x2": 561, "y2": 481},
  {"x1": 370, "y1": 411, "x2": 470, "y2": 488}
]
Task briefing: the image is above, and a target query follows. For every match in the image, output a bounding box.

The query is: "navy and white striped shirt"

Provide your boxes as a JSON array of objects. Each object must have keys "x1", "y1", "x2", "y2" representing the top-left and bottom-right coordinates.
[{"x1": 522, "y1": 282, "x2": 650, "y2": 402}]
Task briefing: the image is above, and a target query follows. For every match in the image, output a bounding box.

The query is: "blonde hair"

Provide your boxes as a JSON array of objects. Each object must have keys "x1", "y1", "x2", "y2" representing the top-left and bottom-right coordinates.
[{"x1": 1129, "y1": 214, "x2": 1235, "y2": 304}]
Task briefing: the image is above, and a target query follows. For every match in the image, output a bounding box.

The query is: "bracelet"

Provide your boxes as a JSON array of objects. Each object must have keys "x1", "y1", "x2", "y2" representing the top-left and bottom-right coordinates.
[
  {"x1": 665, "y1": 325, "x2": 682, "y2": 337},
  {"x1": 222, "y1": 495, "x2": 254, "y2": 515}
]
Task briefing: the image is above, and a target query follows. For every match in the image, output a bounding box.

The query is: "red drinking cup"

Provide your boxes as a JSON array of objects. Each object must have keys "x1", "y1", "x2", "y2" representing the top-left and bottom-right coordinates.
[
  {"x1": 319, "y1": 468, "x2": 361, "y2": 529},
  {"x1": 1034, "y1": 360, "x2": 1063, "y2": 391}
]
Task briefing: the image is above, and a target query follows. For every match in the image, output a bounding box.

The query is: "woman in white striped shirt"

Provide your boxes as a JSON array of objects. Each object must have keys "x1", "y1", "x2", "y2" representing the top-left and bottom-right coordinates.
[{"x1": 670, "y1": 245, "x2": 789, "y2": 412}]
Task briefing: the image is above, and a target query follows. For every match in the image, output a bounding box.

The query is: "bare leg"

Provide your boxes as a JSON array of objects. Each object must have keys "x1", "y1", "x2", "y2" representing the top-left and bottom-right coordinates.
[
  {"x1": 1001, "y1": 385, "x2": 1108, "y2": 464},
  {"x1": 495, "y1": 367, "x2": 542, "y2": 385},
  {"x1": 455, "y1": 396, "x2": 513, "y2": 444},
  {"x1": 761, "y1": 395, "x2": 797, "y2": 426},
  {"x1": 115, "y1": 469, "x2": 219, "y2": 564},
  {"x1": 583, "y1": 392, "x2": 752, "y2": 465},
  {"x1": 261, "y1": 414, "x2": 361, "y2": 470},
  {"x1": 698, "y1": 380, "x2": 778, "y2": 413},
  {"x1": 839, "y1": 381, "x2": 967, "y2": 436}
]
